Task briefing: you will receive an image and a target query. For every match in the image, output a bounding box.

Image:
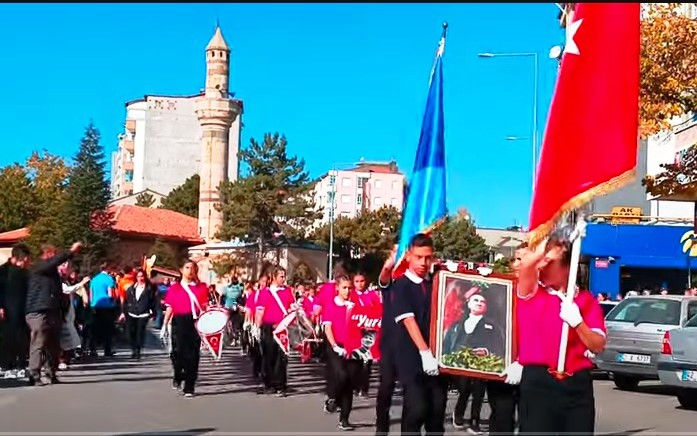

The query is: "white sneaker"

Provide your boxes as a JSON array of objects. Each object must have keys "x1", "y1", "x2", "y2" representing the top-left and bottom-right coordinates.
[
  {"x1": 3, "y1": 370, "x2": 16, "y2": 379},
  {"x1": 16, "y1": 369, "x2": 26, "y2": 379},
  {"x1": 58, "y1": 363, "x2": 68, "y2": 371}
]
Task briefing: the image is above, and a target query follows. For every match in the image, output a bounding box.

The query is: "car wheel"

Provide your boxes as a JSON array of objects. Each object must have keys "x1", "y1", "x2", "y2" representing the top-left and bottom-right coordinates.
[
  {"x1": 613, "y1": 374, "x2": 640, "y2": 391},
  {"x1": 677, "y1": 389, "x2": 697, "y2": 410}
]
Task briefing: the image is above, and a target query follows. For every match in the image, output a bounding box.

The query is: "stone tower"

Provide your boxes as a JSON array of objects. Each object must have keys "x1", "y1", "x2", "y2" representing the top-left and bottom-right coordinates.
[{"x1": 195, "y1": 27, "x2": 242, "y2": 241}]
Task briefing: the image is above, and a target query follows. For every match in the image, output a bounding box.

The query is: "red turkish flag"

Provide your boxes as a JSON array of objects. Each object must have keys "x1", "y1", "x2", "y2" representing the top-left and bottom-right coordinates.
[
  {"x1": 201, "y1": 331, "x2": 224, "y2": 360},
  {"x1": 528, "y1": 3, "x2": 640, "y2": 245}
]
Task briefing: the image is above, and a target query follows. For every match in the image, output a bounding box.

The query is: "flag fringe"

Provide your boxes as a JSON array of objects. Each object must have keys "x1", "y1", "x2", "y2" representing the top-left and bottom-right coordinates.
[{"x1": 528, "y1": 168, "x2": 636, "y2": 247}]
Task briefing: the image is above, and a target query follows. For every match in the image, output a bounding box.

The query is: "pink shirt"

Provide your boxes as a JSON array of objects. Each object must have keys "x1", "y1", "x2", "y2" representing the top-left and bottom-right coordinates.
[
  {"x1": 246, "y1": 290, "x2": 257, "y2": 314},
  {"x1": 163, "y1": 281, "x2": 209, "y2": 316},
  {"x1": 322, "y1": 297, "x2": 352, "y2": 345},
  {"x1": 517, "y1": 287, "x2": 606, "y2": 374},
  {"x1": 256, "y1": 286, "x2": 295, "y2": 325},
  {"x1": 352, "y1": 289, "x2": 380, "y2": 307},
  {"x1": 313, "y1": 282, "x2": 336, "y2": 313},
  {"x1": 302, "y1": 295, "x2": 316, "y2": 316}
]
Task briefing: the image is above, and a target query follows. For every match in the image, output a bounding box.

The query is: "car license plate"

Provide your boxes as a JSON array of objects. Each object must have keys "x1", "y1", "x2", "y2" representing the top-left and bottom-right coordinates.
[
  {"x1": 681, "y1": 370, "x2": 697, "y2": 382},
  {"x1": 617, "y1": 353, "x2": 651, "y2": 364}
]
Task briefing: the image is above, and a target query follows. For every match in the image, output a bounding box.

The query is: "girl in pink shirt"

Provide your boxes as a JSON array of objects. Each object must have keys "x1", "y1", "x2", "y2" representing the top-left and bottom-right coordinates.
[
  {"x1": 515, "y1": 228, "x2": 607, "y2": 435},
  {"x1": 254, "y1": 267, "x2": 294, "y2": 397},
  {"x1": 161, "y1": 259, "x2": 209, "y2": 398},
  {"x1": 350, "y1": 272, "x2": 375, "y2": 397},
  {"x1": 322, "y1": 275, "x2": 360, "y2": 431}
]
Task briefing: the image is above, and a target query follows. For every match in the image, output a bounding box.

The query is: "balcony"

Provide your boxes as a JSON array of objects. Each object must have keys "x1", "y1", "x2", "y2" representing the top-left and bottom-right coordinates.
[
  {"x1": 122, "y1": 139, "x2": 134, "y2": 152},
  {"x1": 122, "y1": 182, "x2": 133, "y2": 195},
  {"x1": 125, "y1": 119, "x2": 136, "y2": 134},
  {"x1": 123, "y1": 160, "x2": 134, "y2": 171}
]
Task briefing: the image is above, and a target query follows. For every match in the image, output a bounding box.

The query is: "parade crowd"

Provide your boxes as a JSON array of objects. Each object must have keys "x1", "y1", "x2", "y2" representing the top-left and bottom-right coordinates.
[{"x1": 0, "y1": 229, "x2": 607, "y2": 435}]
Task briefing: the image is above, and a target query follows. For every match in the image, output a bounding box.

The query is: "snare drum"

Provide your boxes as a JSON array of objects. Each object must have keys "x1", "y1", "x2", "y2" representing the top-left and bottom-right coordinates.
[{"x1": 196, "y1": 308, "x2": 229, "y2": 359}]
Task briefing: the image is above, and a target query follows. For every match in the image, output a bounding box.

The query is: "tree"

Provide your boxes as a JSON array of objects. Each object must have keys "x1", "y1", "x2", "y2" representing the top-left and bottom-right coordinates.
[
  {"x1": 209, "y1": 252, "x2": 251, "y2": 279},
  {"x1": 135, "y1": 191, "x2": 156, "y2": 208},
  {"x1": 160, "y1": 174, "x2": 200, "y2": 218},
  {"x1": 217, "y1": 133, "x2": 319, "y2": 245},
  {"x1": 148, "y1": 238, "x2": 181, "y2": 270},
  {"x1": 291, "y1": 261, "x2": 316, "y2": 285},
  {"x1": 61, "y1": 122, "x2": 115, "y2": 272},
  {"x1": 432, "y1": 210, "x2": 489, "y2": 262},
  {"x1": 25, "y1": 151, "x2": 71, "y2": 252},
  {"x1": 309, "y1": 215, "x2": 360, "y2": 259},
  {"x1": 559, "y1": 3, "x2": 697, "y2": 138},
  {"x1": 643, "y1": 144, "x2": 697, "y2": 199},
  {"x1": 492, "y1": 256, "x2": 512, "y2": 274},
  {"x1": 0, "y1": 164, "x2": 37, "y2": 233}
]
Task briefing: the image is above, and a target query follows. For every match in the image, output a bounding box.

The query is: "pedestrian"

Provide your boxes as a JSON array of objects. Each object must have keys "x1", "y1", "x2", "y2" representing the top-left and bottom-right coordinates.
[
  {"x1": 0, "y1": 243, "x2": 31, "y2": 379},
  {"x1": 391, "y1": 234, "x2": 448, "y2": 436},
  {"x1": 161, "y1": 259, "x2": 208, "y2": 398},
  {"x1": 89, "y1": 263, "x2": 118, "y2": 357},
  {"x1": 516, "y1": 227, "x2": 607, "y2": 435},
  {"x1": 322, "y1": 275, "x2": 361, "y2": 431},
  {"x1": 351, "y1": 271, "x2": 378, "y2": 398},
  {"x1": 254, "y1": 266, "x2": 294, "y2": 397},
  {"x1": 58, "y1": 263, "x2": 89, "y2": 370},
  {"x1": 25, "y1": 241, "x2": 83, "y2": 386},
  {"x1": 120, "y1": 269, "x2": 156, "y2": 360}
]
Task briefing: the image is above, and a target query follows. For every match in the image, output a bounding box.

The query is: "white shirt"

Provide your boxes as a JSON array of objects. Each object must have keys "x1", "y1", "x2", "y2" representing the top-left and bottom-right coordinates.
[
  {"x1": 135, "y1": 283, "x2": 145, "y2": 301},
  {"x1": 464, "y1": 314, "x2": 483, "y2": 335}
]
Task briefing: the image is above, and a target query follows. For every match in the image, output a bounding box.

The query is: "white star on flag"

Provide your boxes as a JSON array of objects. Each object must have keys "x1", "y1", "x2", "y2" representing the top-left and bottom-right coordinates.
[{"x1": 564, "y1": 16, "x2": 583, "y2": 56}]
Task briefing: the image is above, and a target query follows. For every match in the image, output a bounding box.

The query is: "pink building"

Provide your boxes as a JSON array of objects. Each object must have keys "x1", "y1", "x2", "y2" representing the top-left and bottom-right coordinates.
[{"x1": 314, "y1": 160, "x2": 405, "y2": 224}]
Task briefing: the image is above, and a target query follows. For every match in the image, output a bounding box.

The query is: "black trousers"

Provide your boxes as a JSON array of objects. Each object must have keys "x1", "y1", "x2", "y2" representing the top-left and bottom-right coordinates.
[
  {"x1": 0, "y1": 317, "x2": 28, "y2": 370},
  {"x1": 328, "y1": 346, "x2": 361, "y2": 421},
  {"x1": 487, "y1": 380, "x2": 519, "y2": 435},
  {"x1": 519, "y1": 365, "x2": 595, "y2": 435},
  {"x1": 454, "y1": 376, "x2": 485, "y2": 422},
  {"x1": 126, "y1": 315, "x2": 149, "y2": 354},
  {"x1": 261, "y1": 324, "x2": 287, "y2": 391},
  {"x1": 91, "y1": 307, "x2": 116, "y2": 354},
  {"x1": 249, "y1": 334, "x2": 263, "y2": 378},
  {"x1": 26, "y1": 311, "x2": 62, "y2": 378},
  {"x1": 400, "y1": 374, "x2": 449, "y2": 436},
  {"x1": 170, "y1": 314, "x2": 201, "y2": 393},
  {"x1": 357, "y1": 360, "x2": 372, "y2": 393},
  {"x1": 324, "y1": 339, "x2": 336, "y2": 399},
  {"x1": 375, "y1": 351, "x2": 397, "y2": 435}
]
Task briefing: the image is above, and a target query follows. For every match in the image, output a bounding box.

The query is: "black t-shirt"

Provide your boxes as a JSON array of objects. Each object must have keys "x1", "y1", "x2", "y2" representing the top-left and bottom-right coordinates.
[{"x1": 390, "y1": 272, "x2": 433, "y2": 384}]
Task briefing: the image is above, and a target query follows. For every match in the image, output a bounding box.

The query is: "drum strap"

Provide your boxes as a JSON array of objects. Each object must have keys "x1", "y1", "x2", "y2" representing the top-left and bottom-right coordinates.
[
  {"x1": 181, "y1": 281, "x2": 203, "y2": 320},
  {"x1": 270, "y1": 287, "x2": 289, "y2": 317}
]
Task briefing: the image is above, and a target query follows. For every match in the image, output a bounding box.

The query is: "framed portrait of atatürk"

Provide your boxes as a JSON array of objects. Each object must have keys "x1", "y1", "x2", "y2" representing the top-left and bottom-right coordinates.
[{"x1": 430, "y1": 268, "x2": 517, "y2": 380}]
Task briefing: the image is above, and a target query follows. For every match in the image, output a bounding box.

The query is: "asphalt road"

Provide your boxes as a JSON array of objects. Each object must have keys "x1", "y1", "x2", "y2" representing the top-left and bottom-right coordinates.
[{"x1": 0, "y1": 333, "x2": 693, "y2": 435}]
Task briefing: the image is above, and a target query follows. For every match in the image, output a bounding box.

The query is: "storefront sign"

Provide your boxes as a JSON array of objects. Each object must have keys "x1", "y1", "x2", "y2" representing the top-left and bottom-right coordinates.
[
  {"x1": 595, "y1": 259, "x2": 610, "y2": 268},
  {"x1": 610, "y1": 206, "x2": 642, "y2": 224}
]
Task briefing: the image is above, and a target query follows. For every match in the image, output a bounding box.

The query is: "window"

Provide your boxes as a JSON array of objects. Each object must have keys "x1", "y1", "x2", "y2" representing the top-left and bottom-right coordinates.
[
  {"x1": 606, "y1": 298, "x2": 682, "y2": 326},
  {"x1": 375, "y1": 179, "x2": 383, "y2": 189},
  {"x1": 329, "y1": 175, "x2": 336, "y2": 186},
  {"x1": 341, "y1": 194, "x2": 350, "y2": 204},
  {"x1": 374, "y1": 197, "x2": 382, "y2": 206},
  {"x1": 358, "y1": 177, "x2": 367, "y2": 189},
  {"x1": 342, "y1": 177, "x2": 351, "y2": 187},
  {"x1": 392, "y1": 180, "x2": 398, "y2": 191},
  {"x1": 686, "y1": 303, "x2": 697, "y2": 326},
  {"x1": 356, "y1": 195, "x2": 362, "y2": 205}
]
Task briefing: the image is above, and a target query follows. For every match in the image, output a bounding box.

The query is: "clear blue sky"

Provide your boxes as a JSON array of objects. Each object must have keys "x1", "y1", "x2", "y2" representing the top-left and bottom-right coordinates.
[{"x1": 0, "y1": 3, "x2": 563, "y2": 229}]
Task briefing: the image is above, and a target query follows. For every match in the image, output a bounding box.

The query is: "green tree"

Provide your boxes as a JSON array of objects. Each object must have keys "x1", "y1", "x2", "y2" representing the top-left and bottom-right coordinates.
[
  {"x1": 209, "y1": 252, "x2": 251, "y2": 279},
  {"x1": 148, "y1": 238, "x2": 181, "y2": 270},
  {"x1": 310, "y1": 215, "x2": 360, "y2": 259},
  {"x1": 135, "y1": 191, "x2": 156, "y2": 208},
  {"x1": 290, "y1": 261, "x2": 316, "y2": 285},
  {"x1": 160, "y1": 174, "x2": 200, "y2": 218},
  {"x1": 61, "y1": 122, "x2": 115, "y2": 272},
  {"x1": 25, "y1": 151, "x2": 71, "y2": 252},
  {"x1": 492, "y1": 256, "x2": 512, "y2": 274},
  {"x1": 0, "y1": 164, "x2": 37, "y2": 233},
  {"x1": 432, "y1": 211, "x2": 488, "y2": 262},
  {"x1": 217, "y1": 133, "x2": 319, "y2": 246},
  {"x1": 643, "y1": 145, "x2": 697, "y2": 199}
]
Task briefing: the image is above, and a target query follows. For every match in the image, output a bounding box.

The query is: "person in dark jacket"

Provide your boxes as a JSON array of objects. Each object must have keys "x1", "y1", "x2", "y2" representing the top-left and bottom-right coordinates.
[
  {"x1": 25, "y1": 241, "x2": 82, "y2": 386},
  {"x1": 0, "y1": 243, "x2": 31, "y2": 378},
  {"x1": 119, "y1": 269, "x2": 156, "y2": 359}
]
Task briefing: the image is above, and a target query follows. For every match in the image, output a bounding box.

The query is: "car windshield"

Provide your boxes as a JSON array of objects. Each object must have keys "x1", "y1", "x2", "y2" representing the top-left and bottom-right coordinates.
[
  {"x1": 606, "y1": 298, "x2": 681, "y2": 326},
  {"x1": 600, "y1": 303, "x2": 616, "y2": 317}
]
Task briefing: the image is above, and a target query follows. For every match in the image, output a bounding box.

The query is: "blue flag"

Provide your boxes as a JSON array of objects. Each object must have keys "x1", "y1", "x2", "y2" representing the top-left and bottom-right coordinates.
[{"x1": 394, "y1": 28, "x2": 448, "y2": 277}]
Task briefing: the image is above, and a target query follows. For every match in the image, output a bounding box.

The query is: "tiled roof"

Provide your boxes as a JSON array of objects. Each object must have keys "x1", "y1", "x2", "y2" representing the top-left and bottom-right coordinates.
[
  {"x1": 110, "y1": 205, "x2": 203, "y2": 243},
  {"x1": 347, "y1": 164, "x2": 401, "y2": 175},
  {"x1": 0, "y1": 228, "x2": 30, "y2": 243}
]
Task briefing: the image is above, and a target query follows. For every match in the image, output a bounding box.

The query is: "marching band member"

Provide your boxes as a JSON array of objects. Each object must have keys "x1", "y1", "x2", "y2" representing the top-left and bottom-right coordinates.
[
  {"x1": 247, "y1": 274, "x2": 269, "y2": 380},
  {"x1": 161, "y1": 259, "x2": 208, "y2": 398},
  {"x1": 351, "y1": 271, "x2": 378, "y2": 397},
  {"x1": 254, "y1": 267, "x2": 294, "y2": 397},
  {"x1": 391, "y1": 234, "x2": 448, "y2": 436},
  {"x1": 322, "y1": 275, "x2": 361, "y2": 431},
  {"x1": 516, "y1": 228, "x2": 606, "y2": 434}
]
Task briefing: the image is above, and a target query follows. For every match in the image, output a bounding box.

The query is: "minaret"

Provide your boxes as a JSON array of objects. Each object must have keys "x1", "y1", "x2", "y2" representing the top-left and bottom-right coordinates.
[{"x1": 195, "y1": 27, "x2": 242, "y2": 241}]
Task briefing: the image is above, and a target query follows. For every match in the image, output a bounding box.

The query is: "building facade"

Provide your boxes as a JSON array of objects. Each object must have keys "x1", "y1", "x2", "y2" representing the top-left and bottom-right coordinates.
[
  {"x1": 110, "y1": 28, "x2": 243, "y2": 221},
  {"x1": 313, "y1": 160, "x2": 405, "y2": 224}
]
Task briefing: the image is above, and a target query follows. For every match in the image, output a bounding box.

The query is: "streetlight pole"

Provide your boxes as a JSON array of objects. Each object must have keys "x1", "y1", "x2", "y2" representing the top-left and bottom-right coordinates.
[
  {"x1": 478, "y1": 52, "x2": 539, "y2": 188},
  {"x1": 328, "y1": 166, "x2": 336, "y2": 281}
]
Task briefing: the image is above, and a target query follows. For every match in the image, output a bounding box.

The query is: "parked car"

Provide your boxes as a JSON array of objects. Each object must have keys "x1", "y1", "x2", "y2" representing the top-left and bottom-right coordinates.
[
  {"x1": 600, "y1": 300, "x2": 619, "y2": 317},
  {"x1": 657, "y1": 314, "x2": 697, "y2": 409},
  {"x1": 595, "y1": 295, "x2": 697, "y2": 391}
]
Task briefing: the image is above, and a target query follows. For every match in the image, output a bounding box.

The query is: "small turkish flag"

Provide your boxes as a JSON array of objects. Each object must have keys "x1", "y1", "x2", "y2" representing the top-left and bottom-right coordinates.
[
  {"x1": 202, "y1": 331, "x2": 224, "y2": 360},
  {"x1": 528, "y1": 3, "x2": 640, "y2": 245}
]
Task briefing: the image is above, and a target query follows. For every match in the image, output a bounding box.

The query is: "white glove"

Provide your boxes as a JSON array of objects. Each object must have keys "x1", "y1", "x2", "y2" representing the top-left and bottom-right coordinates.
[
  {"x1": 333, "y1": 346, "x2": 347, "y2": 357},
  {"x1": 584, "y1": 349, "x2": 596, "y2": 359},
  {"x1": 251, "y1": 325, "x2": 261, "y2": 341},
  {"x1": 419, "y1": 350, "x2": 439, "y2": 376},
  {"x1": 289, "y1": 302, "x2": 300, "y2": 311},
  {"x1": 159, "y1": 324, "x2": 169, "y2": 340},
  {"x1": 560, "y1": 300, "x2": 583, "y2": 328},
  {"x1": 243, "y1": 321, "x2": 251, "y2": 331},
  {"x1": 501, "y1": 361, "x2": 523, "y2": 385}
]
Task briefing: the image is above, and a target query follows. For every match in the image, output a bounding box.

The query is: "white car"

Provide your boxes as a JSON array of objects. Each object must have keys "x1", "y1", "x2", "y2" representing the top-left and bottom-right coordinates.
[{"x1": 657, "y1": 315, "x2": 697, "y2": 410}]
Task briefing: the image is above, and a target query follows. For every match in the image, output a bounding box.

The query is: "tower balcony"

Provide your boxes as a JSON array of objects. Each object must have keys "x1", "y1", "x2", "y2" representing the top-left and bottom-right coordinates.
[
  {"x1": 122, "y1": 139, "x2": 134, "y2": 152},
  {"x1": 195, "y1": 97, "x2": 242, "y2": 128}
]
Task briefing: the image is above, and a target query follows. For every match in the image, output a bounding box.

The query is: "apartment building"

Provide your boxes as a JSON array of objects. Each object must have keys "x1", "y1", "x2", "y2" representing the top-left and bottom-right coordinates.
[{"x1": 314, "y1": 160, "x2": 405, "y2": 224}]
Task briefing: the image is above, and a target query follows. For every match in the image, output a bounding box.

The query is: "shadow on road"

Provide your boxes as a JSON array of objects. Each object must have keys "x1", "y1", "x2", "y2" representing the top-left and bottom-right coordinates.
[
  {"x1": 112, "y1": 427, "x2": 216, "y2": 436},
  {"x1": 603, "y1": 428, "x2": 653, "y2": 436}
]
